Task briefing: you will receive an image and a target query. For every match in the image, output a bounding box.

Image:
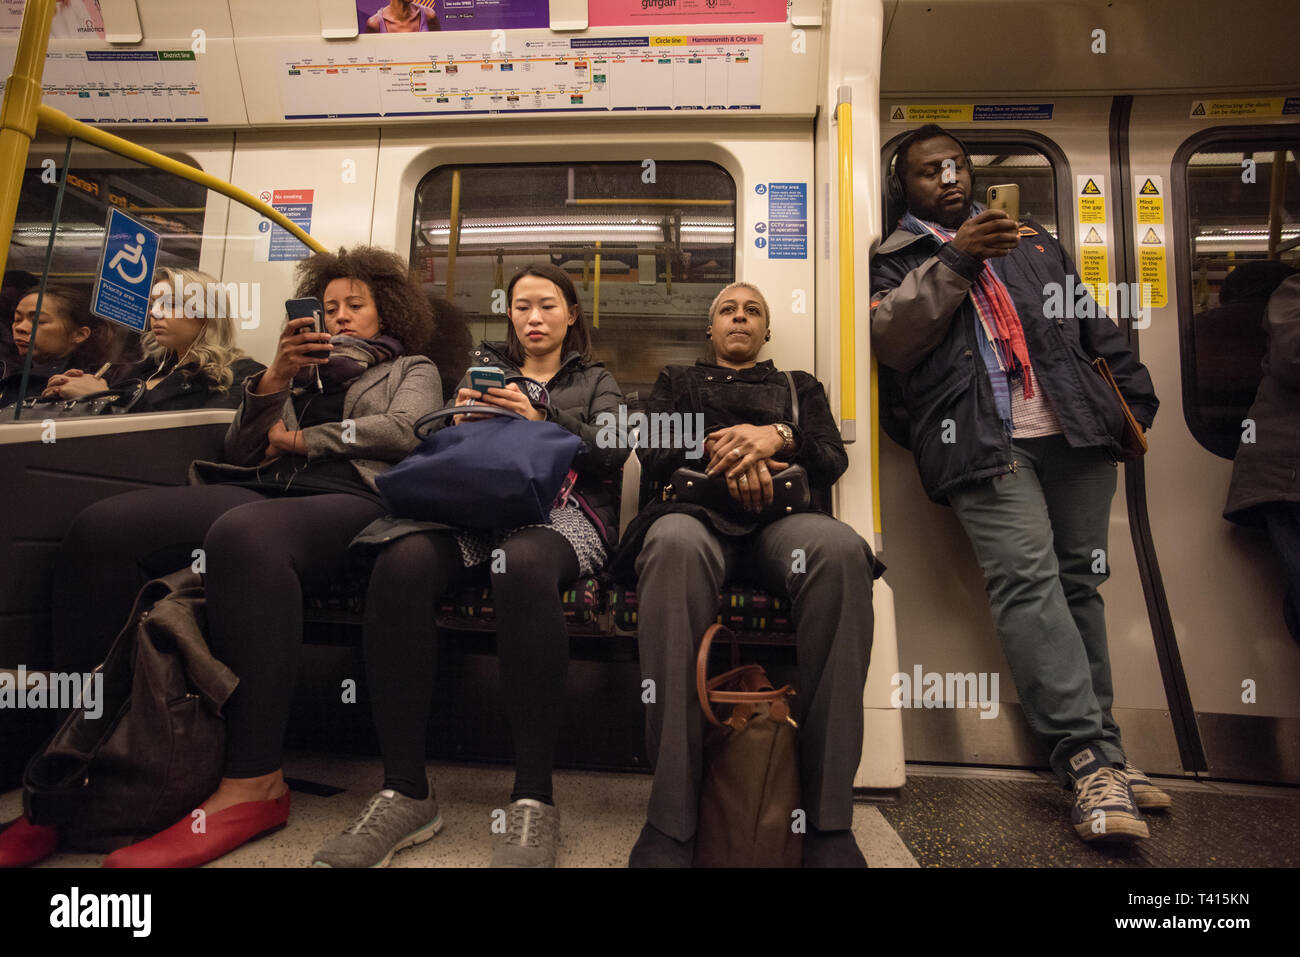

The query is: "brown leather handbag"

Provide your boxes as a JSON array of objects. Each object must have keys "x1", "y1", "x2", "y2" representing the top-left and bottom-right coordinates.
[
  {"x1": 693, "y1": 623, "x2": 802, "y2": 867},
  {"x1": 1091, "y1": 357, "x2": 1148, "y2": 460}
]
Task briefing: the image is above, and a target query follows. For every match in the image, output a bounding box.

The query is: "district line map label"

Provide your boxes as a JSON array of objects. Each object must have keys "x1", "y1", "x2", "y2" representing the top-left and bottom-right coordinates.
[{"x1": 280, "y1": 33, "x2": 763, "y2": 119}]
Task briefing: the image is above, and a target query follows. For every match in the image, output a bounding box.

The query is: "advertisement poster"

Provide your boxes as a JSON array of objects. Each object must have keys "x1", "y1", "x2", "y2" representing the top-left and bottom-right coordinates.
[
  {"x1": 0, "y1": 0, "x2": 105, "y2": 38},
  {"x1": 589, "y1": 0, "x2": 788, "y2": 26},
  {"x1": 356, "y1": 0, "x2": 548, "y2": 34}
]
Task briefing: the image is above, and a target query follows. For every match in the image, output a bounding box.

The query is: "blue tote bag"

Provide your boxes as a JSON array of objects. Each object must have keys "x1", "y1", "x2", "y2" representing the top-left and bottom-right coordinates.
[{"x1": 375, "y1": 405, "x2": 583, "y2": 529}]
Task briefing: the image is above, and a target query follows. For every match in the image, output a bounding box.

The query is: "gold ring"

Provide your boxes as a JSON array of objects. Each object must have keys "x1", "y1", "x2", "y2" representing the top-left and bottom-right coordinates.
[
  {"x1": 730, "y1": 449, "x2": 742, "y2": 458},
  {"x1": 739, "y1": 475, "x2": 748, "y2": 483}
]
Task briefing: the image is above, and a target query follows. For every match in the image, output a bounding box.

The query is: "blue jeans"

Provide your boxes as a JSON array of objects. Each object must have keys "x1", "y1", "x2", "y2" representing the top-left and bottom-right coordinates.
[{"x1": 948, "y1": 435, "x2": 1123, "y2": 782}]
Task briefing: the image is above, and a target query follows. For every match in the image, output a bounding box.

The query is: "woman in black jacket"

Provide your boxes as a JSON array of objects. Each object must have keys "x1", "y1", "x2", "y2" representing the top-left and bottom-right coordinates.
[
  {"x1": 619, "y1": 281, "x2": 882, "y2": 868},
  {"x1": 312, "y1": 264, "x2": 625, "y2": 869},
  {"x1": 1, "y1": 285, "x2": 112, "y2": 408},
  {"x1": 42, "y1": 267, "x2": 263, "y2": 412}
]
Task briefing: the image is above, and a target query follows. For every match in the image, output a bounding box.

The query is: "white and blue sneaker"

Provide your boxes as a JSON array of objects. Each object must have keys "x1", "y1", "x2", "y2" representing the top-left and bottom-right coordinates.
[
  {"x1": 1124, "y1": 762, "x2": 1172, "y2": 811},
  {"x1": 1068, "y1": 748, "x2": 1148, "y2": 843}
]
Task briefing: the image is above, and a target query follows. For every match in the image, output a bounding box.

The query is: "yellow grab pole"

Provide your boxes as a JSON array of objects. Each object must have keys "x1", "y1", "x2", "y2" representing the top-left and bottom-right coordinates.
[
  {"x1": 836, "y1": 97, "x2": 857, "y2": 442},
  {"x1": 1267, "y1": 149, "x2": 1285, "y2": 259},
  {"x1": 593, "y1": 239, "x2": 601, "y2": 328},
  {"x1": 0, "y1": 0, "x2": 57, "y2": 277},
  {"x1": 446, "y1": 168, "x2": 461, "y2": 297},
  {"x1": 36, "y1": 106, "x2": 326, "y2": 254}
]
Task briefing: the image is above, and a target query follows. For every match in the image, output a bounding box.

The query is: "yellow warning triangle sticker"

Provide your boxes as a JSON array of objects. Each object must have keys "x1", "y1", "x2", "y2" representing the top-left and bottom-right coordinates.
[
  {"x1": 1141, "y1": 227, "x2": 1161, "y2": 244},
  {"x1": 1081, "y1": 178, "x2": 1101, "y2": 195},
  {"x1": 1140, "y1": 178, "x2": 1160, "y2": 195},
  {"x1": 1083, "y1": 227, "x2": 1103, "y2": 243},
  {"x1": 1191, "y1": 101, "x2": 1206, "y2": 116},
  {"x1": 891, "y1": 106, "x2": 905, "y2": 120}
]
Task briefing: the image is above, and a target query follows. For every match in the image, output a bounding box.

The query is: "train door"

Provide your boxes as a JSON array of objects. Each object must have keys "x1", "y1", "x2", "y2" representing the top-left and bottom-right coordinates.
[
  {"x1": 1124, "y1": 94, "x2": 1300, "y2": 783},
  {"x1": 877, "y1": 97, "x2": 1184, "y2": 774}
]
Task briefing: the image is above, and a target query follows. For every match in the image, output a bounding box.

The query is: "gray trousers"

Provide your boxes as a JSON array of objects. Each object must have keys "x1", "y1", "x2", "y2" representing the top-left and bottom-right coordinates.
[
  {"x1": 634, "y1": 511, "x2": 876, "y2": 842},
  {"x1": 947, "y1": 434, "x2": 1123, "y2": 783}
]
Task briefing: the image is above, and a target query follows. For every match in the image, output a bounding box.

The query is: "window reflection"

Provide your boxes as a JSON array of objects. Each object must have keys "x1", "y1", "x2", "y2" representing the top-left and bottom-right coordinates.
[
  {"x1": 1184, "y1": 142, "x2": 1299, "y2": 458},
  {"x1": 411, "y1": 162, "x2": 737, "y2": 396}
]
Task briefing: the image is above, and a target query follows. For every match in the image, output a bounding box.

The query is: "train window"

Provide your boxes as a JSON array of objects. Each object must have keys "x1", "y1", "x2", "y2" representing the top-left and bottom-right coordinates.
[
  {"x1": 410, "y1": 162, "x2": 736, "y2": 396},
  {"x1": 881, "y1": 133, "x2": 1066, "y2": 239},
  {"x1": 1176, "y1": 129, "x2": 1300, "y2": 459},
  {"x1": 2, "y1": 142, "x2": 208, "y2": 410}
]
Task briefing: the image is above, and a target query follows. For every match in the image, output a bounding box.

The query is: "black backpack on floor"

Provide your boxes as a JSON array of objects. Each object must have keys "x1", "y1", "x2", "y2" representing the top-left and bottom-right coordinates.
[{"x1": 22, "y1": 570, "x2": 238, "y2": 852}]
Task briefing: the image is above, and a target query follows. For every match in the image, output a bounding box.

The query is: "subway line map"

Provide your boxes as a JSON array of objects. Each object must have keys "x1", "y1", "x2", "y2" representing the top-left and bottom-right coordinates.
[{"x1": 280, "y1": 34, "x2": 762, "y2": 119}]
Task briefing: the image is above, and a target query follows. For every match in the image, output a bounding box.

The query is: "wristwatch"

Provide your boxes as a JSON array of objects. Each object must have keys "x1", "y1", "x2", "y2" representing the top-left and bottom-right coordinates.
[{"x1": 773, "y1": 423, "x2": 795, "y2": 455}]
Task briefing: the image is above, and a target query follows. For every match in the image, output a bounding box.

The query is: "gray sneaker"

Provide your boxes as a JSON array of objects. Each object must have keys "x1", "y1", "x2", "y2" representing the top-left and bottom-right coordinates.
[
  {"x1": 312, "y1": 784, "x2": 443, "y2": 868},
  {"x1": 490, "y1": 799, "x2": 560, "y2": 868}
]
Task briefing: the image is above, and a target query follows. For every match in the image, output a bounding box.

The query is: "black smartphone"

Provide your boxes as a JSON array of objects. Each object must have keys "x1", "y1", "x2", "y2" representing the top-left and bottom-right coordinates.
[{"x1": 285, "y1": 297, "x2": 329, "y2": 360}]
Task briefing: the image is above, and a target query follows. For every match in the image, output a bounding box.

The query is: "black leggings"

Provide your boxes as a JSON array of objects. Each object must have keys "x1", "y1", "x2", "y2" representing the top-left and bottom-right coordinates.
[
  {"x1": 53, "y1": 484, "x2": 387, "y2": 777},
  {"x1": 364, "y1": 526, "x2": 578, "y2": 804}
]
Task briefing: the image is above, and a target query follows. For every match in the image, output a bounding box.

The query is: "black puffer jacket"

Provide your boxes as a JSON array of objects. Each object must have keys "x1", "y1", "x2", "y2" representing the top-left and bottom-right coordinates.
[{"x1": 353, "y1": 341, "x2": 626, "y2": 549}]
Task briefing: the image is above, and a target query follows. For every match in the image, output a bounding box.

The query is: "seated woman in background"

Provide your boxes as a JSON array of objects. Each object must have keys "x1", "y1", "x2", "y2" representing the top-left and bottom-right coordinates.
[
  {"x1": 312, "y1": 263, "x2": 625, "y2": 869},
  {"x1": 0, "y1": 246, "x2": 445, "y2": 869},
  {"x1": 0, "y1": 285, "x2": 112, "y2": 408},
  {"x1": 41, "y1": 267, "x2": 264, "y2": 412},
  {"x1": 615, "y1": 281, "x2": 883, "y2": 868}
]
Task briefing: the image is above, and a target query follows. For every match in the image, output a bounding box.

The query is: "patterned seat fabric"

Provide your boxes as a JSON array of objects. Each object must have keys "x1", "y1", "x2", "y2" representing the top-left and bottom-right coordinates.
[
  {"x1": 436, "y1": 577, "x2": 603, "y2": 626},
  {"x1": 607, "y1": 584, "x2": 793, "y2": 633}
]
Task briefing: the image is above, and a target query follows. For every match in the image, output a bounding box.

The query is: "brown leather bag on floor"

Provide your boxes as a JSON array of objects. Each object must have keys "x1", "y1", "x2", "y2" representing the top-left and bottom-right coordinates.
[{"x1": 693, "y1": 623, "x2": 802, "y2": 867}]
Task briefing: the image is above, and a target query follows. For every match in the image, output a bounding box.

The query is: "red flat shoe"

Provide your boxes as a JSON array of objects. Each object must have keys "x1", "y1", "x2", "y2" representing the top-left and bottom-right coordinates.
[
  {"x1": 101, "y1": 792, "x2": 290, "y2": 869},
  {"x1": 0, "y1": 816, "x2": 59, "y2": 867}
]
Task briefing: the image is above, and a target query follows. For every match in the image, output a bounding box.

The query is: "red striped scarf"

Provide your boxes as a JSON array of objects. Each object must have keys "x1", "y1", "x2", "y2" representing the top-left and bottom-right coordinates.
[{"x1": 901, "y1": 211, "x2": 1034, "y2": 398}]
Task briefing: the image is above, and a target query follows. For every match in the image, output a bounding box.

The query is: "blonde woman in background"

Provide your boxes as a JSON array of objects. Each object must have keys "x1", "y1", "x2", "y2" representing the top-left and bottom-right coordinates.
[{"x1": 43, "y1": 267, "x2": 264, "y2": 412}]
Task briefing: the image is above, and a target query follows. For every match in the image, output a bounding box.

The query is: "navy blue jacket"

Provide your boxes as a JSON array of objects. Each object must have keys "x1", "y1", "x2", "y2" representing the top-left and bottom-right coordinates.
[{"x1": 870, "y1": 218, "x2": 1159, "y2": 503}]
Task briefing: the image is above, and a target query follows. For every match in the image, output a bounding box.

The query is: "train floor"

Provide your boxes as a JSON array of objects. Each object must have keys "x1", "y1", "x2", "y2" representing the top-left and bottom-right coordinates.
[{"x1": 1, "y1": 756, "x2": 1296, "y2": 868}]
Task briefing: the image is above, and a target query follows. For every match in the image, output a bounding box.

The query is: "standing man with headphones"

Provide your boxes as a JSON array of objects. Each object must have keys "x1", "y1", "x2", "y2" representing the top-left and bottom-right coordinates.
[{"x1": 870, "y1": 124, "x2": 1167, "y2": 845}]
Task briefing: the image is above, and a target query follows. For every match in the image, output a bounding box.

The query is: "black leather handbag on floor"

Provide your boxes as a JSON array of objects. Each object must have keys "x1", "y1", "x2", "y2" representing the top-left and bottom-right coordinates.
[
  {"x1": 666, "y1": 370, "x2": 812, "y2": 522},
  {"x1": 22, "y1": 570, "x2": 238, "y2": 852}
]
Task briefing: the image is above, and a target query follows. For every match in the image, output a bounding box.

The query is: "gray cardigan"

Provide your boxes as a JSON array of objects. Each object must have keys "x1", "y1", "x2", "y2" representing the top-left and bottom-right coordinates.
[{"x1": 189, "y1": 355, "x2": 441, "y2": 493}]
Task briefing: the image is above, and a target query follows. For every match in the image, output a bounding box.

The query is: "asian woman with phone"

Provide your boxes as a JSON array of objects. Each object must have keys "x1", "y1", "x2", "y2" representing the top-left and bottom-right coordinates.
[{"x1": 313, "y1": 263, "x2": 626, "y2": 870}]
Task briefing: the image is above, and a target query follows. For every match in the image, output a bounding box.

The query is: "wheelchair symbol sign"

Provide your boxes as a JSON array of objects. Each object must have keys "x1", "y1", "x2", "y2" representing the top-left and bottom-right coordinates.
[{"x1": 92, "y1": 208, "x2": 160, "y2": 332}]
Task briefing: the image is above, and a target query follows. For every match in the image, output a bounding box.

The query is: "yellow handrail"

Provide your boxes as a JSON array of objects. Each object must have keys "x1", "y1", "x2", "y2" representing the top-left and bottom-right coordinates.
[
  {"x1": 593, "y1": 239, "x2": 601, "y2": 328},
  {"x1": 836, "y1": 99, "x2": 856, "y2": 443},
  {"x1": 0, "y1": 0, "x2": 56, "y2": 277},
  {"x1": 35, "y1": 106, "x2": 326, "y2": 256},
  {"x1": 446, "y1": 168, "x2": 461, "y2": 296},
  {"x1": 836, "y1": 94, "x2": 880, "y2": 536}
]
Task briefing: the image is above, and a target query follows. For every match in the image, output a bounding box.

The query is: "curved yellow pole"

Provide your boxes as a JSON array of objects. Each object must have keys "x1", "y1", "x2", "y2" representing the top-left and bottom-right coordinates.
[
  {"x1": 35, "y1": 105, "x2": 327, "y2": 254},
  {"x1": 0, "y1": 0, "x2": 56, "y2": 277}
]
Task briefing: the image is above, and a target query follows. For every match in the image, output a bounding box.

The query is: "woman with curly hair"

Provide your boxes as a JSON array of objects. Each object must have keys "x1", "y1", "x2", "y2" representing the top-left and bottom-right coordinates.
[
  {"x1": 41, "y1": 267, "x2": 264, "y2": 411},
  {"x1": 0, "y1": 246, "x2": 445, "y2": 869}
]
